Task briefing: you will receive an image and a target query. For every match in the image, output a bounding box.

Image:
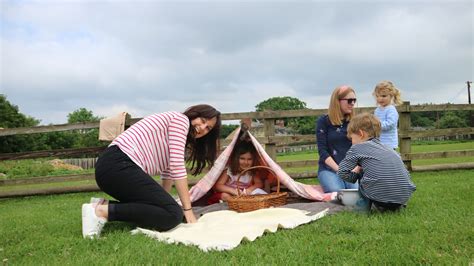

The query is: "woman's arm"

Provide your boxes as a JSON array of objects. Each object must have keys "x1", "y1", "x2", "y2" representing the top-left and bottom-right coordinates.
[
  {"x1": 324, "y1": 157, "x2": 339, "y2": 172},
  {"x1": 162, "y1": 179, "x2": 173, "y2": 193},
  {"x1": 316, "y1": 116, "x2": 335, "y2": 170},
  {"x1": 214, "y1": 170, "x2": 239, "y2": 196},
  {"x1": 174, "y1": 178, "x2": 197, "y2": 223}
]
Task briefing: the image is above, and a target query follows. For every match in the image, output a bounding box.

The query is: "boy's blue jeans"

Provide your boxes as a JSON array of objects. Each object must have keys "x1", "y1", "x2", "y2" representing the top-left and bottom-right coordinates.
[
  {"x1": 355, "y1": 191, "x2": 404, "y2": 213},
  {"x1": 318, "y1": 169, "x2": 358, "y2": 193},
  {"x1": 354, "y1": 190, "x2": 372, "y2": 213}
]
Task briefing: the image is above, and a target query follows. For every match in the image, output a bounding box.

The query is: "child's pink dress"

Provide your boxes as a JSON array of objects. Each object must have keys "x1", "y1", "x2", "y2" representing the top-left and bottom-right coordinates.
[{"x1": 207, "y1": 168, "x2": 253, "y2": 205}]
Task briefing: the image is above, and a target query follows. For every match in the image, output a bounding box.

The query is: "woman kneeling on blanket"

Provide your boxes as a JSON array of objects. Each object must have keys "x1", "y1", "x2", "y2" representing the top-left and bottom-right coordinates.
[
  {"x1": 82, "y1": 104, "x2": 221, "y2": 238},
  {"x1": 207, "y1": 141, "x2": 267, "y2": 204}
]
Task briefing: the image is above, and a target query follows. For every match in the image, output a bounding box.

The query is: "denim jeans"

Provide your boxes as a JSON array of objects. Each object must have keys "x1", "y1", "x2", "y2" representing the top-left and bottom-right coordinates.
[
  {"x1": 356, "y1": 191, "x2": 404, "y2": 213},
  {"x1": 317, "y1": 169, "x2": 358, "y2": 193}
]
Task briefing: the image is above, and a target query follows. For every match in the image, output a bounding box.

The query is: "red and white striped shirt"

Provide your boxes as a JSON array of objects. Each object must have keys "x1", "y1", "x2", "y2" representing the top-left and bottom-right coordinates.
[{"x1": 111, "y1": 111, "x2": 189, "y2": 180}]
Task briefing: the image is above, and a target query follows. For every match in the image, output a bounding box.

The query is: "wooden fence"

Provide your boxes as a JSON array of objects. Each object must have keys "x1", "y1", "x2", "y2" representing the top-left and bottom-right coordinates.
[{"x1": 1, "y1": 102, "x2": 473, "y2": 198}]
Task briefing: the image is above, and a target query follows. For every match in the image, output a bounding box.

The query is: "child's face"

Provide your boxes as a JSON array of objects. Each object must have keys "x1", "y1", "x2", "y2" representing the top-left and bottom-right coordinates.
[
  {"x1": 376, "y1": 90, "x2": 392, "y2": 107},
  {"x1": 238, "y1": 152, "x2": 254, "y2": 170}
]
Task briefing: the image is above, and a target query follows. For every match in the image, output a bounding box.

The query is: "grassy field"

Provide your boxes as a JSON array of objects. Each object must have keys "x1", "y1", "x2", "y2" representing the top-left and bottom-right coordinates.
[
  {"x1": 277, "y1": 140, "x2": 474, "y2": 163},
  {"x1": 0, "y1": 169, "x2": 473, "y2": 265}
]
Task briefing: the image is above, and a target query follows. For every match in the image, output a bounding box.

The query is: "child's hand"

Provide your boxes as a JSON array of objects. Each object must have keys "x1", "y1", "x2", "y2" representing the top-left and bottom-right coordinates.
[{"x1": 352, "y1": 165, "x2": 362, "y2": 173}]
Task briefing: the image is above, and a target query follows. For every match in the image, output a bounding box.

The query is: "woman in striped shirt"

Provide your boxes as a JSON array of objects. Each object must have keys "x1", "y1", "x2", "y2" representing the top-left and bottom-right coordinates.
[
  {"x1": 338, "y1": 113, "x2": 416, "y2": 212},
  {"x1": 82, "y1": 104, "x2": 221, "y2": 238}
]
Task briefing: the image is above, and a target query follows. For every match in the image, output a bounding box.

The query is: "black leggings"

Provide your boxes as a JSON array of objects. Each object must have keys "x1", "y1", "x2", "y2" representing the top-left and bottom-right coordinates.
[{"x1": 95, "y1": 145, "x2": 183, "y2": 231}]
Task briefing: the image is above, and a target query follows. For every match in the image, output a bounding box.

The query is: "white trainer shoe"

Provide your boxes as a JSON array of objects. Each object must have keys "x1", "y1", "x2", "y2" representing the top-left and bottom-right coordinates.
[
  {"x1": 90, "y1": 197, "x2": 107, "y2": 208},
  {"x1": 82, "y1": 203, "x2": 107, "y2": 239}
]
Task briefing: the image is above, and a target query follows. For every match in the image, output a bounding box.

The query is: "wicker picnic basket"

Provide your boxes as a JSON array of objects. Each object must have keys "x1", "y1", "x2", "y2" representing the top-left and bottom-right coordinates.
[{"x1": 227, "y1": 166, "x2": 287, "y2": 213}]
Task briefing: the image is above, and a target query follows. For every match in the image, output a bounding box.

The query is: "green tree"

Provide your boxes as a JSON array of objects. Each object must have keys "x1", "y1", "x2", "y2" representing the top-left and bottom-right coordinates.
[
  {"x1": 67, "y1": 108, "x2": 101, "y2": 123},
  {"x1": 255, "y1": 96, "x2": 307, "y2": 111},
  {"x1": 220, "y1": 124, "x2": 239, "y2": 139},
  {"x1": 67, "y1": 108, "x2": 103, "y2": 148},
  {"x1": 439, "y1": 111, "x2": 468, "y2": 129},
  {"x1": 255, "y1": 96, "x2": 315, "y2": 134},
  {"x1": 411, "y1": 112, "x2": 435, "y2": 128},
  {"x1": 0, "y1": 94, "x2": 39, "y2": 128},
  {"x1": 0, "y1": 95, "x2": 42, "y2": 152}
]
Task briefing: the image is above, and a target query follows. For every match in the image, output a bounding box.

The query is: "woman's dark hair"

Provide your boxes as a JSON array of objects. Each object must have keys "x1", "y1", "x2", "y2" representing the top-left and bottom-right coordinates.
[
  {"x1": 229, "y1": 141, "x2": 260, "y2": 176},
  {"x1": 183, "y1": 104, "x2": 221, "y2": 175}
]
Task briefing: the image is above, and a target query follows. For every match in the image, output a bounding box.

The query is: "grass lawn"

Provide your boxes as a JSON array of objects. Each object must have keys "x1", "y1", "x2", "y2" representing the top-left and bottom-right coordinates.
[{"x1": 0, "y1": 169, "x2": 472, "y2": 264}]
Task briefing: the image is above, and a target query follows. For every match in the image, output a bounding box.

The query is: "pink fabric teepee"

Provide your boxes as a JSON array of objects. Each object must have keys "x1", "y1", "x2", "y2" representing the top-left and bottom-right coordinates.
[{"x1": 189, "y1": 128, "x2": 337, "y2": 203}]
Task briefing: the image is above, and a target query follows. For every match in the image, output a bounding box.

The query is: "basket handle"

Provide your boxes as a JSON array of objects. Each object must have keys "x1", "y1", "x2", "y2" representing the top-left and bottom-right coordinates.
[{"x1": 235, "y1": 166, "x2": 280, "y2": 196}]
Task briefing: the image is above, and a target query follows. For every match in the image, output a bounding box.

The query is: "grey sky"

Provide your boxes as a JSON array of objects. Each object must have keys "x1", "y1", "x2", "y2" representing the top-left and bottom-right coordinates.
[{"x1": 1, "y1": 0, "x2": 472, "y2": 125}]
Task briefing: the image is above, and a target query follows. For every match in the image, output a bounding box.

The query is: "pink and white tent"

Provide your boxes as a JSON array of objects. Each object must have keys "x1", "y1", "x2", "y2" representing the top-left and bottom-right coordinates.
[{"x1": 189, "y1": 127, "x2": 337, "y2": 203}]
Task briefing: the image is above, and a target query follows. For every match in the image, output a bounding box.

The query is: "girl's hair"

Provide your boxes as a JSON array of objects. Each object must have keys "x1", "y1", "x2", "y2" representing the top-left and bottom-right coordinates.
[
  {"x1": 373, "y1": 80, "x2": 403, "y2": 105},
  {"x1": 347, "y1": 113, "x2": 381, "y2": 139},
  {"x1": 229, "y1": 141, "x2": 260, "y2": 176},
  {"x1": 183, "y1": 104, "x2": 221, "y2": 175},
  {"x1": 328, "y1": 85, "x2": 356, "y2": 126}
]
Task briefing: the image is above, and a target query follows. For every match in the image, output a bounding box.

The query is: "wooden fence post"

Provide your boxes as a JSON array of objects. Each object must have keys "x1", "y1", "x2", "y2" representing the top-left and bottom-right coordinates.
[
  {"x1": 399, "y1": 101, "x2": 412, "y2": 170},
  {"x1": 263, "y1": 117, "x2": 276, "y2": 160}
]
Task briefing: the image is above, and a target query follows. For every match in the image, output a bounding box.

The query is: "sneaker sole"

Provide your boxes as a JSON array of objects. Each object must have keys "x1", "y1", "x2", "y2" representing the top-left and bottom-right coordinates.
[{"x1": 82, "y1": 203, "x2": 98, "y2": 239}]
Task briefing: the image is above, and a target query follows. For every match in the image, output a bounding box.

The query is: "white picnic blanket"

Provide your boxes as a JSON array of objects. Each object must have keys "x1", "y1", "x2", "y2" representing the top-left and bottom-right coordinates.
[{"x1": 132, "y1": 207, "x2": 328, "y2": 252}]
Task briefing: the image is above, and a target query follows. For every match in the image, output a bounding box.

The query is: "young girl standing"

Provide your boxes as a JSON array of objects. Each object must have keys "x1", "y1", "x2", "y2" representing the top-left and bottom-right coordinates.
[
  {"x1": 373, "y1": 81, "x2": 403, "y2": 149},
  {"x1": 208, "y1": 141, "x2": 267, "y2": 204}
]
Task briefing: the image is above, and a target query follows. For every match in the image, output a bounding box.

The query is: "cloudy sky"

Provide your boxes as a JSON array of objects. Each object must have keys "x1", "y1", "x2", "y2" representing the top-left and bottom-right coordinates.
[{"x1": 1, "y1": 0, "x2": 472, "y2": 125}]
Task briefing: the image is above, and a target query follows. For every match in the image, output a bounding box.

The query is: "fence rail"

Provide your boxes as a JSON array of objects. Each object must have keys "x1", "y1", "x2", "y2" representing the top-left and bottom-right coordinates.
[{"x1": 0, "y1": 102, "x2": 473, "y2": 198}]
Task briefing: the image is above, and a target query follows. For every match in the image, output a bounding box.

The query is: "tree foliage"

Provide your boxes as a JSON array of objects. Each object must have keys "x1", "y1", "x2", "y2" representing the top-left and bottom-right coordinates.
[
  {"x1": 0, "y1": 94, "x2": 39, "y2": 128},
  {"x1": 255, "y1": 96, "x2": 307, "y2": 111},
  {"x1": 0, "y1": 95, "x2": 104, "y2": 152},
  {"x1": 67, "y1": 108, "x2": 103, "y2": 148},
  {"x1": 0, "y1": 95, "x2": 41, "y2": 152},
  {"x1": 255, "y1": 96, "x2": 316, "y2": 134},
  {"x1": 67, "y1": 108, "x2": 101, "y2": 123},
  {"x1": 220, "y1": 124, "x2": 239, "y2": 139},
  {"x1": 439, "y1": 111, "x2": 468, "y2": 129}
]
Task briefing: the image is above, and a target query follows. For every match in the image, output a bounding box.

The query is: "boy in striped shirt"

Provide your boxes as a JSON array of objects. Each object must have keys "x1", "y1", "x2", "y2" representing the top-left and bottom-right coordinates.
[{"x1": 338, "y1": 113, "x2": 416, "y2": 212}]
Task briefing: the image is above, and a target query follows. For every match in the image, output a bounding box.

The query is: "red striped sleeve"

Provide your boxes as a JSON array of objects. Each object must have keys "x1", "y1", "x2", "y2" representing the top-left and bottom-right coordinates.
[{"x1": 111, "y1": 111, "x2": 189, "y2": 180}]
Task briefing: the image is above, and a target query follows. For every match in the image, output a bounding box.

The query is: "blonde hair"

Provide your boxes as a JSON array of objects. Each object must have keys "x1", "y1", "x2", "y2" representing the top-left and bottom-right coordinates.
[
  {"x1": 347, "y1": 113, "x2": 381, "y2": 139},
  {"x1": 328, "y1": 85, "x2": 356, "y2": 126},
  {"x1": 373, "y1": 80, "x2": 403, "y2": 105}
]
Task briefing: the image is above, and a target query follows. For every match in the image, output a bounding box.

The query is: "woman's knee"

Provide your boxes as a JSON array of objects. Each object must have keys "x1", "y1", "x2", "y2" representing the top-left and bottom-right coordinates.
[{"x1": 162, "y1": 204, "x2": 184, "y2": 230}]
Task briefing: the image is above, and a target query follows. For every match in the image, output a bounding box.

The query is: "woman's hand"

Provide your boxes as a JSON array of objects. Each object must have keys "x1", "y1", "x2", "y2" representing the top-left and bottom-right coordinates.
[{"x1": 183, "y1": 209, "x2": 197, "y2": 223}]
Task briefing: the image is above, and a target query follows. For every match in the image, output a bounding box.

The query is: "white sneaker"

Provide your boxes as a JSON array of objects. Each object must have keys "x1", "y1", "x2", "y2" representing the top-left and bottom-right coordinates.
[
  {"x1": 82, "y1": 203, "x2": 107, "y2": 239},
  {"x1": 90, "y1": 197, "x2": 107, "y2": 208}
]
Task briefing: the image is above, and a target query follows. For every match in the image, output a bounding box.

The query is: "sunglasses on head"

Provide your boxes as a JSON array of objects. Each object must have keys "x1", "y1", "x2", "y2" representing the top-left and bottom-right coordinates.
[{"x1": 339, "y1": 98, "x2": 357, "y2": 104}]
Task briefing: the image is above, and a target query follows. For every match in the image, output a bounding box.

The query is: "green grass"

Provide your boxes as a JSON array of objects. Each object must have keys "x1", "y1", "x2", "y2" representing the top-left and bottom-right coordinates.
[{"x1": 0, "y1": 169, "x2": 472, "y2": 264}]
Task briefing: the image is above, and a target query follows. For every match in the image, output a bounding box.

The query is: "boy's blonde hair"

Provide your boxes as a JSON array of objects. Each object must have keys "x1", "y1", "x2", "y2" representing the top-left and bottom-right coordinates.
[
  {"x1": 347, "y1": 113, "x2": 381, "y2": 139},
  {"x1": 373, "y1": 80, "x2": 403, "y2": 105},
  {"x1": 328, "y1": 85, "x2": 356, "y2": 126}
]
